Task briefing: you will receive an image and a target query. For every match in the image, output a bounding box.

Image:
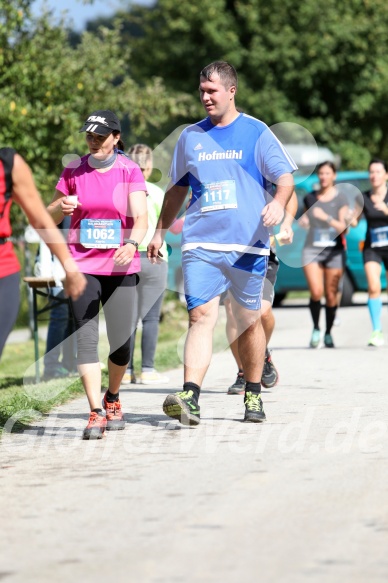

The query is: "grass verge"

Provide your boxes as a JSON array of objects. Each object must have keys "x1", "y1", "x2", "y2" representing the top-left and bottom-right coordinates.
[{"x1": 0, "y1": 294, "x2": 192, "y2": 432}]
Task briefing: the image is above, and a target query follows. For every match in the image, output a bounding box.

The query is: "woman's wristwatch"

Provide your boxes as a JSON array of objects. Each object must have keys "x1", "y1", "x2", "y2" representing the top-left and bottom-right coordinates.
[{"x1": 124, "y1": 238, "x2": 139, "y2": 249}]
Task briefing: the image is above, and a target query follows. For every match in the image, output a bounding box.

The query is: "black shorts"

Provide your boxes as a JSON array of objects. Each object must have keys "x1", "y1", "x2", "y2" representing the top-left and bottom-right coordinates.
[
  {"x1": 363, "y1": 246, "x2": 388, "y2": 270},
  {"x1": 262, "y1": 252, "x2": 279, "y2": 304}
]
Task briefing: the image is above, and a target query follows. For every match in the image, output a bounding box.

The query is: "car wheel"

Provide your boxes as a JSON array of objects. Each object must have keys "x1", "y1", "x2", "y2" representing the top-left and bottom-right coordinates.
[{"x1": 340, "y1": 271, "x2": 354, "y2": 307}]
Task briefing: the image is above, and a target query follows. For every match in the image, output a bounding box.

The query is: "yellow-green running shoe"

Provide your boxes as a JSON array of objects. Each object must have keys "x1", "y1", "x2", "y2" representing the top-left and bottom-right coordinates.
[
  {"x1": 163, "y1": 390, "x2": 200, "y2": 426},
  {"x1": 368, "y1": 330, "x2": 384, "y2": 347},
  {"x1": 244, "y1": 391, "x2": 266, "y2": 423}
]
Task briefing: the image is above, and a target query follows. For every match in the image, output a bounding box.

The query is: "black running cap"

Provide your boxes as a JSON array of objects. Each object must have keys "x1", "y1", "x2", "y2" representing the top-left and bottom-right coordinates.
[{"x1": 79, "y1": 110, "x2": 121, "y2": 136}]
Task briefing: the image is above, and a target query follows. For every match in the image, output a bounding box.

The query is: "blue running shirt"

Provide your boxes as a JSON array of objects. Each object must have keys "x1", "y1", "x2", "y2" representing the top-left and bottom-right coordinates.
[{"x1": 170, "y1": 113, "x2": 297, "y2": 254}]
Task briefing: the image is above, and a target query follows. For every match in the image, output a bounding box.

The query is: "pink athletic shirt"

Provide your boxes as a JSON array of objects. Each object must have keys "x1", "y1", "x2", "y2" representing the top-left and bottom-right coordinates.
[{"x1": 56, "y1": 154, "x2": 146, "y2": 276}]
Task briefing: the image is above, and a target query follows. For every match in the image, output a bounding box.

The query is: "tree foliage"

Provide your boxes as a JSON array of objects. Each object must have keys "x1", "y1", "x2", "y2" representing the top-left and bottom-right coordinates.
[
  {"x1": 0, "y1": 0, "x2": 195, "y2": 232},
  {"x1": 124, "y1": 0, "x2": 388, "y2": 168},
  {"x1": 2, "y1": 0, "x2": 388, "y2": 232}
]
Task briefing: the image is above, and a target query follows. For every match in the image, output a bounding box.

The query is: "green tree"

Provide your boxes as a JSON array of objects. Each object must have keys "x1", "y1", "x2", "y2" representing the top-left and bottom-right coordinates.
[
  {"x1": 124, "y1": 0, "x2": 388, "y2": 168},
  {"x1": 0, "y1": 0, "x2": 195, "y2": 231}
]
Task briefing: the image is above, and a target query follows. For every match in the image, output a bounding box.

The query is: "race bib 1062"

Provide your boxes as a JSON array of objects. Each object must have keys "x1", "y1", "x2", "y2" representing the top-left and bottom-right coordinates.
[{"x1": 80, "y1": 218, "x2": 121, "y2": 249}]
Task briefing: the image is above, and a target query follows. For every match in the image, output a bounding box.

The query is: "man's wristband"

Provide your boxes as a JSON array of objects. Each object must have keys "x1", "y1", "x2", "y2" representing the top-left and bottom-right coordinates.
[{"x1": 124, "y1": 238, "x2": 139, "y2": 249}]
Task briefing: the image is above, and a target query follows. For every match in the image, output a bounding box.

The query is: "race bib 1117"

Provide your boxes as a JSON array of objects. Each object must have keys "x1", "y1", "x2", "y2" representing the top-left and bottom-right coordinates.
[{"x1": 200, "y1": 180, "x2": 237, "y2": 213}]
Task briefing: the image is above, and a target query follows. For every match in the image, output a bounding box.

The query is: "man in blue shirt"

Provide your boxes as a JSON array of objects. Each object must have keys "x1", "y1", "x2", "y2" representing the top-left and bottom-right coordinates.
[{"x1": 148, "y1": 61, "x2": 296, "y2": 424}]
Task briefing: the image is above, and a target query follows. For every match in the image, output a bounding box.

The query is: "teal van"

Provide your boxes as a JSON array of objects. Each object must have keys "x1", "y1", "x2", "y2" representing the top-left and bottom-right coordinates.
[
  {"x1": 165, "y1": 228, "x2": 185, "y2": 301},
  {"x1": 165, "y1": 170, "x2": 383, "y2": 305}
]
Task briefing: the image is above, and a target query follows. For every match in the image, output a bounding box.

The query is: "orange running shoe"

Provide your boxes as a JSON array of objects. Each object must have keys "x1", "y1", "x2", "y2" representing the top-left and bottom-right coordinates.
[
  {"x1": 82, "y1": 411, "x2": 107, "y2": 440},
  {"x1": 103, "y1": 393, "x2": 126, "y2": 431}
]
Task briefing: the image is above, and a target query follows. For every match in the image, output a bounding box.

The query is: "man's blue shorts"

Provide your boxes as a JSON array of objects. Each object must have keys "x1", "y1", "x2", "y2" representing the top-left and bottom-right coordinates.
[{"x1": 182, "y1": 248, "x2": 269, "y2": 311}]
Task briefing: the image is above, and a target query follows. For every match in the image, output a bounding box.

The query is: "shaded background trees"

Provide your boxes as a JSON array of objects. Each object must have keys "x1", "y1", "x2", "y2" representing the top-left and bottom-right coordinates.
[
  {"x1": 2, "y1": 0, "x2": 388, "y2": 229},
  {"x1": 0, "y1": 0, "x2": 195, "y2": 227},
  {"x1": 124, "y1": 0, "x2": 388, "y2": 169}
]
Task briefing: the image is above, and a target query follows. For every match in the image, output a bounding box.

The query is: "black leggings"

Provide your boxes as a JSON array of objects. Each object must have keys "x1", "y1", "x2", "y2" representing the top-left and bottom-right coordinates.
[
  {"x1": 0, "y1": 271, "x2": 20, "y2": 360},
  {"x1": 70, "y1": 273, "x2": 138, "y2": 366}
]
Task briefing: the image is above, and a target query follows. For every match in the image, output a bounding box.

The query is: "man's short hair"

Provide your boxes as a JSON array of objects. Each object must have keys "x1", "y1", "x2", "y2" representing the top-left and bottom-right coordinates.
[{"x1": 200, "y1": 61, "x2": 238, "y2": 90}]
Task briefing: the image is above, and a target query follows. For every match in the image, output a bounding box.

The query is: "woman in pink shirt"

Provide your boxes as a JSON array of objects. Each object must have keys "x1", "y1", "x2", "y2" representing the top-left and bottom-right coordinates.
[{"x1": 48, "y1": 110, "x2": 148, "y2": 439}]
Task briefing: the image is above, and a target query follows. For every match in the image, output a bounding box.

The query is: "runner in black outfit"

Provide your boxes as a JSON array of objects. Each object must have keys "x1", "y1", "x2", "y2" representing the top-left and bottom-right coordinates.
[{"x1": 351, "y1": 158, "x2": 388, "y2": 347}]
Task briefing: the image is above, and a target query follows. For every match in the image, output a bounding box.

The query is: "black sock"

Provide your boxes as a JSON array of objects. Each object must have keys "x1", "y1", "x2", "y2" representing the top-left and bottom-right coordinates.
[
  {"x1": 183, "y1": 382, "x2": 200, "y2": 400},
  {"x1": 309, "y1": 299, "x2": 321, "y2": 329},
  {"x1": 92, "y1": 408, "x2": 103, "y2": 414},
  {"x1": 245, "y1": 381, "x2": 261, "y2": 395},
  {"x1": 238, "y1": 369, "x2": 244, "y2": 377},
  {"x1": 105, "y1": 390, "x2": 119, "y2": 403},
  {"x1": 325, "y1": 305, "x2": 337, "y2": 334}
]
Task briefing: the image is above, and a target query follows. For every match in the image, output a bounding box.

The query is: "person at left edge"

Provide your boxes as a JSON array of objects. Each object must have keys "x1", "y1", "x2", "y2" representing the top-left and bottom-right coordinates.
[
  {"x1": 47, "y1": 110, "x2": 148, "y2": 440},
  {"x1": 0, "y1": 148, "x2": 86, "y2": 362}
]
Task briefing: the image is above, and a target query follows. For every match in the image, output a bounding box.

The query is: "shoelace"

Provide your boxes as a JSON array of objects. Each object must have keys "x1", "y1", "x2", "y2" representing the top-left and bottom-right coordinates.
[
  {"x1": 105, "y1": 401, "x2": 121, "y2": 417},
  {"x1": 176, "y1": 390, "x2": 194, "y2": 401},
  {"x1": 245, "y1": 393, "x2": 262, "y2": 412},
  {"x1": 88, "y1": 412, "x2": 104, "y2": 425}
]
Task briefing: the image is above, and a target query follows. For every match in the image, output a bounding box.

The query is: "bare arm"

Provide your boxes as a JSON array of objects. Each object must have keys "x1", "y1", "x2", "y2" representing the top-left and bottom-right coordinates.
[
  {"x1": 12, "y1": 154, "x2": 86, "y2": 299},
  {"x1": 113, "y1": 190, "x2": 148, "y2": 267},
  {"x1": 262, "y1": 173, "x2": 295, "y2": 227},
  {"x1": 298, "y1": 204, "x2": 310, "y2": 229},
  {"x1": 336, "y1": 205, "x2": 350, "y2": 234},
  {"x1": 274, "y1": 173, "x2": 295, "y2": 207},
  {"x1": 277, "y1": 190, "x2": 298, "y2": 244},
  {"x1": 47, "y1": 190, "x2": 80, "y2": 225},
  {"x1": 373, "y1": 200, "x2": 388, "y2": 215},
  {"x1": 148, "y1": 184, "x2": 189, "y2": 261},
  {"x1": 349, "y1": 201, "x2": 364, "y2": 227},
  {"x1": 311, "y1": 204, "x2": 348, "y2": 234},
  {"x1": 283, "y1": 190, "x2": 298, "y2": 226},
  {"x1": 156, "y1": 184, "x2": 189, "y2": 231}
]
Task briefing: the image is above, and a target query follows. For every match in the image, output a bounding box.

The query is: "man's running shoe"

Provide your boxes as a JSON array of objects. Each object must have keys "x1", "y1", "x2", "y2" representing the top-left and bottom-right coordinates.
[
  {"x1": 163, "y1": 390, "x2": 200, "y2": 426},
  {"x1": 227, "y1": 373, "x2": 246, "y2": 395},
  {"x1": 244, "y1": 391, "x2": 266, "y2": 423},
  {"x1": 261, "y1": 349, "x2": 279, "y2": 388},
  {"x1": 102, "y1": 393, "x2": 126, "y2": 431},
  {"x1": 368, "y1": 330, "x2": 384, "y2": 347},
  {"x1": 82, "y1": 411, "x2": 107, "y2": 440},
  {"x1": 324, "y1": 333, "x2": 335, "y2": 348},
  {"x1": 310, "y1": 328, "x2": 321, "y2": 348}
]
